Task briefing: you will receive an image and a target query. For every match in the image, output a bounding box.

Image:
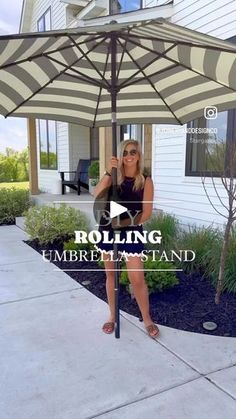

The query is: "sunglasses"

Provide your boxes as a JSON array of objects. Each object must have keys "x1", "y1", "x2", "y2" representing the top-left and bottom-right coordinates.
[{"x1": 123, "y1": 148, "x2": 138, "y2": 157}]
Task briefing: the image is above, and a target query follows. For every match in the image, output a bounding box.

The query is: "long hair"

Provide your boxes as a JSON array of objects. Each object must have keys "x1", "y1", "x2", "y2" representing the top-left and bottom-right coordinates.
[{"x1": 117, "y1": 139, "x2": 145, "y2": 191}]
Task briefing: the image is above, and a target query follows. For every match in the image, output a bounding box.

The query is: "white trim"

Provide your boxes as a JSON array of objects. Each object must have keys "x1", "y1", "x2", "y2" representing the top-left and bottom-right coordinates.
[
  {"x1": 76, "y1": 0, "x2": 107, "y2": 20},
  {"x1": 20, "y1": 0, "x2": 34, "y2": 33},
  {"x1": 60, "y1": 0, "x2": 89, "y2": 6}
]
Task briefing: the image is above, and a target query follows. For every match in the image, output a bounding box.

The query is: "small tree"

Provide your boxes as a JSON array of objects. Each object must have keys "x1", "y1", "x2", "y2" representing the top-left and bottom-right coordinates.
[
  {"x1": 18, "y1": 148, "x2": 29, "y2": 180},
  {"x1": 201, "y1": 137, "x2": 236, "y2": 304},
  {"x1": 1, "y1": 148, "x2": 19, "y2": 181},
  {"x1": 0, "y1": 147, "x2": 29, "y2": 182}
]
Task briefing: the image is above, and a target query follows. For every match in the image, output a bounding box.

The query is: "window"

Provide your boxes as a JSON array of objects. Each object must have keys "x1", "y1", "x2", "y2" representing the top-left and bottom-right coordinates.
[
  {"x1": 37, "y1": 8, "x2": 51, "y2": 32},
  {"x1": 120, "y1": 124, "x2": 144, "y2": 150},
  {"x1": 122, "y1": 124, "x2": 143, "y2": 142},
  {"x1": 185, "y1": 111, "x2": 234, "y2": 177},
  {"x1": 185, "y1": 35, "x2": 236, "y2": 177},
  {"x1": 110, "y1": 0, "x2": 142, "y2": 15},
  {"x1": 39, "y1": 120, "x2": 57, "y2": 170}
]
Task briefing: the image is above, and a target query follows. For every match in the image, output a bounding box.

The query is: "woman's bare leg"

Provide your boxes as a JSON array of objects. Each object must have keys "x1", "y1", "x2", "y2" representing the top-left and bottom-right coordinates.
[
  {"x1": 102, "y1": 253, "x2": 115, "y2": 332},
  {"x1": 125, "y1": 255, "x2": 158, "y2": 336}
]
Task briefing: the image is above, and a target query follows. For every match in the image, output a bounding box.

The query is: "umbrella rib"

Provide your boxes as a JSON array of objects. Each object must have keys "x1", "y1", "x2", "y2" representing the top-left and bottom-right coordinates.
[
  {"x1": 61, "y1": 72, "x2": 102, "y2": 87},
  {"x1": 68, "y1": 35, "x2": 110, "y2": 89},
  {"x1": 124, "y1": 36, "x2": 236, "y2": 94},
  {"x1": 93, "y1": 42, "x2": 111, "y2": 128},
  {"x1": 127, "y1": 33, "x2": 236, "y2": 54},
  {"x1": 118, "y1": 39, "x2": 178, "y2": 90},
  {"x1": 117, "y1": 29, "x2": 131, "y2": 82},
  {"x1": 46, "y1": 55, "x2": 108, "y2": 90},
  {"x1": 121, "y1": 64, "x2": 179, "y2": 90},
  {"x1": 4, "y1": 36, "x2": 107, "y2": 118},
  {"x1": 0, "y1": 34, "x2": 105, "y2": 70},
  {"x1": 117, "y1": 38, "x2": 183, "y2": 125},
  {"x1": 0, "y1": 30, "x2": 109, "y2": 40}
]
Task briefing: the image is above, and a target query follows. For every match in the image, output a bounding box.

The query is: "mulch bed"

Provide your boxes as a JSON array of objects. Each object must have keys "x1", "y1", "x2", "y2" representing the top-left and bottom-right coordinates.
[
  {"x1": 1, "y1": 221, "x2": 15, "y2": 226},
  {"x1": 25, "y1": 238, "x2": 236, "y2": 338}
]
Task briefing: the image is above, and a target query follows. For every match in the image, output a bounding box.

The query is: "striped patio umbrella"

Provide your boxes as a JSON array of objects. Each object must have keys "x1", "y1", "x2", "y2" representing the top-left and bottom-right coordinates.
[
  {"x1": 1, "y1": 17, "x2": 236, "y2": 338},
  {"x1": 1, "y1": 18, "x2": 236, "y2": 126}
]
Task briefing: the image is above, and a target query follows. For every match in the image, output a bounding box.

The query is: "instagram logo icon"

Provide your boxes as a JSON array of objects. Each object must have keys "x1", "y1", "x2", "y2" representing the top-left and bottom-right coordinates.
[{"x1": 204, "y1": 106, "x2": 218, "y2": 119}]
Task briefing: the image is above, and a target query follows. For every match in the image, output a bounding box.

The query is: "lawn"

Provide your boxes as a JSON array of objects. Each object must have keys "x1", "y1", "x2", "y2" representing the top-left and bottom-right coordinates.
[{"x1": 0, "y1": 181, "x2": 29, "y2": 190}]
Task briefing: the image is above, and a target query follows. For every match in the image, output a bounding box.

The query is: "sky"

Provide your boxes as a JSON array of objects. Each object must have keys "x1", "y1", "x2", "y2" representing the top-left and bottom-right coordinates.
[{"x1": 0, "y1": 0, "x2": 27, "y2": 153}]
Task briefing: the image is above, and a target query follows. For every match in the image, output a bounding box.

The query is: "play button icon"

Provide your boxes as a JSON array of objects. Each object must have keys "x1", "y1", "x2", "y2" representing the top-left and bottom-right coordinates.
[
  {"x1": 93, "y1": 186, "x2": 128, "y2": 226},
  {"x1": 110, "y1": 201, "x2": 128, "y2": 219}
]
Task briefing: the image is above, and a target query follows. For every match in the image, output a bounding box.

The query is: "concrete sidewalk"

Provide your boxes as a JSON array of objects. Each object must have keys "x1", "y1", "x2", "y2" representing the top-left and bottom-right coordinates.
[{"x1": 0, "y1": 225, "x2": 235, "y2": 419}]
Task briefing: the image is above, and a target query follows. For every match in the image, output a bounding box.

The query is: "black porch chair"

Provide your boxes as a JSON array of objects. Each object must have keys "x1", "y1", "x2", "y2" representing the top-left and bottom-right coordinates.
[{"x1": 60, "y1": 159, "x2": 93, "y2": 195}]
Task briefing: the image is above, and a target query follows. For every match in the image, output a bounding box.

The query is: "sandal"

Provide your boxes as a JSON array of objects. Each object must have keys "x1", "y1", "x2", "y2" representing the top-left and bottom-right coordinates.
[
  {"x1": 145, "y1": 323, "x2": 160, "y2": 339},
  {"x1": 102, "y1": 322, "x2": 115, "y2": 334}
]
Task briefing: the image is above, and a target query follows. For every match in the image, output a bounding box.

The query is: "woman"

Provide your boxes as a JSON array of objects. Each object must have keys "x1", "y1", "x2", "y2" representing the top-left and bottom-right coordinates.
[{"x1": 93, "y1": 139, "x2": 160, "y2": 339}]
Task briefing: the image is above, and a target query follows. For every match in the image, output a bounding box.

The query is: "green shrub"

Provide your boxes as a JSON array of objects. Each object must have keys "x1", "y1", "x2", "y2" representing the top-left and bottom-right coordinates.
[
  {"x1": 24, "y1": 204, "x2": 90, "y2": 245},
  {"x1": 176, "y1": 225, "x2": 223, "y2": 275},
  {"x1": 144, "y1": 212, "x2": 180, "y2": 252},
  {"x1": 120, "y1": 258, "x2": 178, "y2": 294},
  {"x1": 95, "y1": 220, "x2": 236, "y2": 294},
  {"x1": 0, "y1": 187, "x2": 31, "y2": 224},
  {"x1": 63, "y1": 238, "x2": 94, "y2": 252}
]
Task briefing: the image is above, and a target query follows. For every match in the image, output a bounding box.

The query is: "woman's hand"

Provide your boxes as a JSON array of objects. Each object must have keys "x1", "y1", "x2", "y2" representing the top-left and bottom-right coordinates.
[{"x1": 107, "y1": 156, "x2": 119, "y2": 174}]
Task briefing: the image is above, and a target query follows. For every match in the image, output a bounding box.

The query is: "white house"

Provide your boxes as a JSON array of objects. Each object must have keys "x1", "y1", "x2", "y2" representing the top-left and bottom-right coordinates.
[{"x1": 20, "y1": 0, "x2": 236, "y2": 228}]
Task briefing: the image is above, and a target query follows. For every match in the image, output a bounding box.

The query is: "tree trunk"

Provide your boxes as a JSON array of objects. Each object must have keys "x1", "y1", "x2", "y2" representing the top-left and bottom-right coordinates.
[{"x1": 215, "y1": 219, "x2": 232, "y2": 304}]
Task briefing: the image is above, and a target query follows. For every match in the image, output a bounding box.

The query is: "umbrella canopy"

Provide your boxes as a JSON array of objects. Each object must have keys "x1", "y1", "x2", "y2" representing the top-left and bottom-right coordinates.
[{"x1": 1, "y1": 17, "x2": 236, "y2": 127}]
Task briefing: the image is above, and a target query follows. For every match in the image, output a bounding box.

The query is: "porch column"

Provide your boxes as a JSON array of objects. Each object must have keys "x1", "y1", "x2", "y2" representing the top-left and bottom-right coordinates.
[
  {"x1": 27, "y1": 118, "x2": 39, "y2": 195},
  {"x1": 143, "y1": 124, "x2": 152, "y2": 175},
  {"x1": 99, "y1": 127, "x2": 113, "y2": 177}
]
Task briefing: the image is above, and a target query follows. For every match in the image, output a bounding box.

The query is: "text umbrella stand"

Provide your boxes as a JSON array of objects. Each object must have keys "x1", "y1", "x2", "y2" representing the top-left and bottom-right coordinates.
[{"x1": 1, "y1": 17, "x2": 236, "y2": 337}]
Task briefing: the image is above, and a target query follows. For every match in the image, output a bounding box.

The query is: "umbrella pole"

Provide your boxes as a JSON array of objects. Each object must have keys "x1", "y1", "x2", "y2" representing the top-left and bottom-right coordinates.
[{"x1": 111, "y1": 31, "x2": 120, "y2": 339}]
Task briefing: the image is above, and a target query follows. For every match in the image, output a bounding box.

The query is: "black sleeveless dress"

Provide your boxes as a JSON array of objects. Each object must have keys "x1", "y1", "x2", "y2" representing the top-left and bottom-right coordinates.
[{"x1": 95, "y1": 175, "x2": 147, "y2": 256}]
